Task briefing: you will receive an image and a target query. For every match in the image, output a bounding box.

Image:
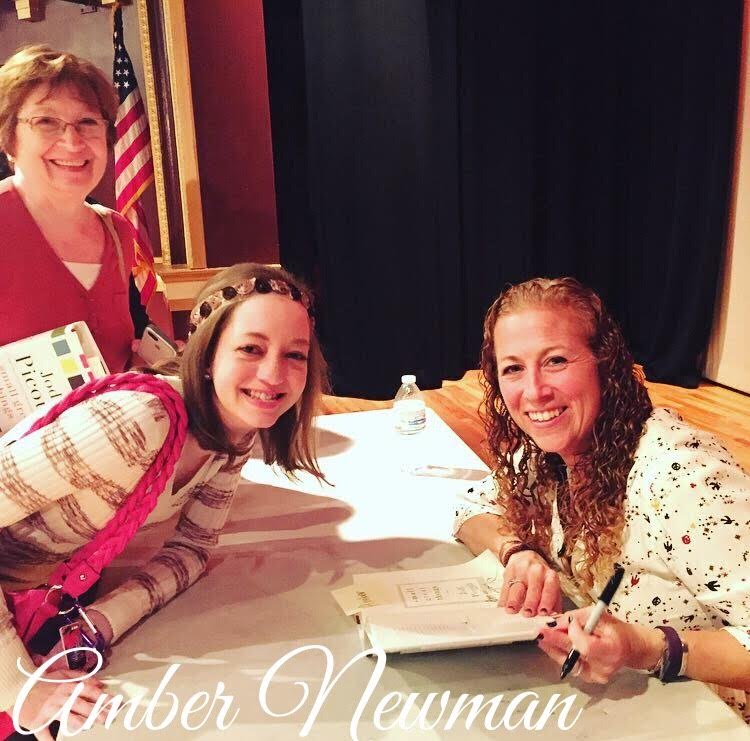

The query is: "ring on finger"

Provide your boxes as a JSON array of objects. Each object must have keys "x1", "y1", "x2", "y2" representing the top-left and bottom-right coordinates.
[{"x1": 507, "y1": 579, "x2": 525, "y2": 588}]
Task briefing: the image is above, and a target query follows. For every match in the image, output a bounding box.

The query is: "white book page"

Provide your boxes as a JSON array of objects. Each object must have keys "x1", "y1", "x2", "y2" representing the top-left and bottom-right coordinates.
[
  {"x1": 361, "y1": 605, "x2": 548, "y2": 654},
  {"x1": 350, "y1": 549, "x2": 503, "y2": 612}
]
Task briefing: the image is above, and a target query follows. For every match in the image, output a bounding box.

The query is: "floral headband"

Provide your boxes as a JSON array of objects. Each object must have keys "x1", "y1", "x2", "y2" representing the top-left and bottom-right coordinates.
[{"x1": 189, "y1": 276, "x2": 315, "y2": 334}]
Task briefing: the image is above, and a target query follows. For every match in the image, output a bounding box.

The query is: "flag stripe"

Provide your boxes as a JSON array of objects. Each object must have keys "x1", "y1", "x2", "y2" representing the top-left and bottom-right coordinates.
[
  {"x1": 117, "y1": 170, "x2": 154, "y2": 217},
  {"x1": 129, "y1": 205, "x2": 151, "y2": 245},
  {"x1": 131, "y1": 203, "x2": 148, "y2": 241},
  {"x1": 115, "y1": 92, "x2": 145, "y2": 134},
  {"x1": 114, "y1": 129, "x2": 151, "y2": 183},
  {"x1": 114, "y1": 115, "x2": 148, "y2": 162},
  {"x1": 115, "y1": 144, "x2": 151, "y2": 195}
]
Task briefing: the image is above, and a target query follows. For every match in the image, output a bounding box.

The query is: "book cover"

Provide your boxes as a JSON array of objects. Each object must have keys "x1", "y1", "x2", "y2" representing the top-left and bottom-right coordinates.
[{"x1": 0, "y1": 322, "x2": 109, "y2": 433}]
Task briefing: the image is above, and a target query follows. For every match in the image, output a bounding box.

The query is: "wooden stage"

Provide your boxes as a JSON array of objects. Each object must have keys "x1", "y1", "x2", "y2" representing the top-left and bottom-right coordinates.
[{"x1": 321, "y1": 371, "x2": 750, "y2": 473}]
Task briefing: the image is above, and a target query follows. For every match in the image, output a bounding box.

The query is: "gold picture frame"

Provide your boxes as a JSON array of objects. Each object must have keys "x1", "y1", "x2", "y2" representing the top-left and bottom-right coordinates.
[{"x1": 134, "y1": 0, "x2": 208, "y2": 272}]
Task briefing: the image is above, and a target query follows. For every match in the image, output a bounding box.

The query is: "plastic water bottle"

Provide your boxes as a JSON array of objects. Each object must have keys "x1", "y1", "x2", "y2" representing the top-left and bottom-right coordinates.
[{"x1": 393, "y1": 374, "x2": 426, "y2": 434}]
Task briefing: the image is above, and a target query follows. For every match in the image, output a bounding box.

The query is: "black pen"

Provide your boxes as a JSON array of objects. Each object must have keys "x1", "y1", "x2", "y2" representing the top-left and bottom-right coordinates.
[{"x1": 559, "y1": 565, "x2": 625, "y2": 680}]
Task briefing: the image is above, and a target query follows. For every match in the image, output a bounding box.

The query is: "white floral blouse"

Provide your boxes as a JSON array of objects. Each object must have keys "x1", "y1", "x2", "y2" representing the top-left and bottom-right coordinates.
[{"x1": 453, "y1": 408, "x2": 750, "y2": 722}]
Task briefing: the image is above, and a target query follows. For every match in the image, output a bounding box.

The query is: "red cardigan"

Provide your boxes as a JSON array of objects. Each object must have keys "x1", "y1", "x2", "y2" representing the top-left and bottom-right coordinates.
[{"x1": 0, "y1": 178, "x2": 135, "y2": 373}]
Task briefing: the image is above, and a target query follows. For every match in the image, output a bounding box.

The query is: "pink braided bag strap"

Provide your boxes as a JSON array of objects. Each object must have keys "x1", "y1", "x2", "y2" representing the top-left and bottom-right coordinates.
[{"x1": 23, "y1": 373, "x2": 188, "y2": 598}]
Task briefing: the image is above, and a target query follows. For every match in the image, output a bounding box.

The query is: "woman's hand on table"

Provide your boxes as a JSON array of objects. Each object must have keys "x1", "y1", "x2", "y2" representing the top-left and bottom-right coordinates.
[
  {"x1": 16, "y1": 667, "x2": 109, "y2": 739},
  {"x1": 499, "y1": 550, "x2": 562, "y2": 617}
]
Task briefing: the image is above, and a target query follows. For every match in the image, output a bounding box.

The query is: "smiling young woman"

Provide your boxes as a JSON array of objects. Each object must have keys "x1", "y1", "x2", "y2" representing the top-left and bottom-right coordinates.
[
  {"x1": 0, "y1": 263, "x2": 328, "y2": 733},
  {"x1": 179, "y1": 264, "x2": 328, "y2": 472},
  {"x1": 207, "y1": 293, "x2": 311, "y2": 443}
]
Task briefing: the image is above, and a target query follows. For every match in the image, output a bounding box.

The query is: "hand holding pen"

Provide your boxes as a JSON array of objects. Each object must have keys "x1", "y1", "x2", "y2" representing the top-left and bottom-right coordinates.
[{"x1": 559, "y1": 566, "x2": 625, "y2": 679}]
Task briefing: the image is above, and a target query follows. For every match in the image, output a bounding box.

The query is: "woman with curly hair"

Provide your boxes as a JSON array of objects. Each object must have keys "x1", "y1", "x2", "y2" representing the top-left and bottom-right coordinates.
[{"x1": 453, "y1": 277, "x2": 750, "y2": 721}]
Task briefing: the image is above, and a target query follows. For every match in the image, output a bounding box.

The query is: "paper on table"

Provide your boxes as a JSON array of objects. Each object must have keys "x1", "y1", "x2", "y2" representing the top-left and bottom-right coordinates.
[
  {"x1": 331, "y1": 585, "x2": 374, "y2": 616},
  {"x1": 332, "y1": 550, "x2": 501, "y2": 616},
  {"x1": 334, "y1": 551, "x2": 549, "y2": 654}
]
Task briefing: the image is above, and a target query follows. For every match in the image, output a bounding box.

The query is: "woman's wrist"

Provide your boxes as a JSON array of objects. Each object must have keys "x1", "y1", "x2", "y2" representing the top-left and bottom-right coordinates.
[
  {"x1": 498, "y1": 539, "x2": 533, "y2": 567},
  {"x1": 626, "y1": 623, "x2": 667, "y2": 672},
  {"x1": 86, "y1": 608, "x2": 114, "y2": 646}
]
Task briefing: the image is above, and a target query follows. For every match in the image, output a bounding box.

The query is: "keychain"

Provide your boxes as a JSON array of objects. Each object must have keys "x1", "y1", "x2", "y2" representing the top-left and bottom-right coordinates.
[{"x1": 57, "y1": 598, "x2": 107, "y2": 669}]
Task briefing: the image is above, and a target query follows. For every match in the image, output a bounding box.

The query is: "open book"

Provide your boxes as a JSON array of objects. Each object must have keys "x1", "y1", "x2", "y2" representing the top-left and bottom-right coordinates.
[
  {"x1": 333, "y1": 551, "x2": 550, "y2": 654},
  {"x1": 0, "y1": 322, "x2": 108, "y2": 433}
]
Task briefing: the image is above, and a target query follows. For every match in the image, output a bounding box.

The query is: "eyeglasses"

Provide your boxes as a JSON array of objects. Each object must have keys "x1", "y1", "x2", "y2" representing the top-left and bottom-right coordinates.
[{"x1": 16, "y1": 115, "x2": 108, "y2": 140}]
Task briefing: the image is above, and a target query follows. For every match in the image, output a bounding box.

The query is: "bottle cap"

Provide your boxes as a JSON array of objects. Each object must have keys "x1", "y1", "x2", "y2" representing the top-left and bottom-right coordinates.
[{"x1": 401, "y1": 374, "x2": 416, "y2": 385}]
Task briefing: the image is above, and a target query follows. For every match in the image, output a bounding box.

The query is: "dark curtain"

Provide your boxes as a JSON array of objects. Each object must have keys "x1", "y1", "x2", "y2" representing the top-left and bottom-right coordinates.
[{"x1": 264, "y1": 1, "x2": 741, "y2": 398}]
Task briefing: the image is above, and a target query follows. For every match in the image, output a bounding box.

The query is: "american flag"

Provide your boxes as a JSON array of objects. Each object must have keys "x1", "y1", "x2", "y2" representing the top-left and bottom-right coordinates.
[{"x1": 112, "y1": 6, "x2": 157, "y2": 306}]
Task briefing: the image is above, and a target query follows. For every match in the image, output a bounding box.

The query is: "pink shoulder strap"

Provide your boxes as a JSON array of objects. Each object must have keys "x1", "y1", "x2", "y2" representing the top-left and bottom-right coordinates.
[{"x1": 22, "y1": 373, "x2": 188, "y2": 597}]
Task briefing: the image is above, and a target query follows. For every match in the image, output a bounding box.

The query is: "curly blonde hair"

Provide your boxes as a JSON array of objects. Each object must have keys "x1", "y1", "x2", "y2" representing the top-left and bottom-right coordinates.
[{"x1": 480, "y1": 277, "x2": 652, "y2": 590}]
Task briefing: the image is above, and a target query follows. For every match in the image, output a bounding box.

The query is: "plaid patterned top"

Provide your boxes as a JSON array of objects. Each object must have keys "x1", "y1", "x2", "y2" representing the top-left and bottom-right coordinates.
[{"x1": 0, "y1": 382, "x2": 252, "y2": 710}]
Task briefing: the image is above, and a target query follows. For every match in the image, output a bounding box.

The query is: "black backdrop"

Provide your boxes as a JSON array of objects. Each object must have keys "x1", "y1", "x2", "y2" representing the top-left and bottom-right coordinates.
[{"x1": 264, "y1": 1, "x2": 742, "y2": 398}]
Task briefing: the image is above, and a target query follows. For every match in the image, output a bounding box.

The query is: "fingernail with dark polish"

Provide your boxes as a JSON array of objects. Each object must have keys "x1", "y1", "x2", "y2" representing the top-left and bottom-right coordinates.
[
  {"x1": 546, "y1": 619, "x2": 557, "y2": 627},
  {"x1": 539, "y1": 608, "x2": 548, "y2": 615},
  {"x1": 568, "y1": 615, "x2": 573, "y2": 623},
  {"x1": 536, "y1": 633, "x2": 544, "y2": 641},
  {"x1": 523, "y1": 608, "x2": 532, "y2": 616}
]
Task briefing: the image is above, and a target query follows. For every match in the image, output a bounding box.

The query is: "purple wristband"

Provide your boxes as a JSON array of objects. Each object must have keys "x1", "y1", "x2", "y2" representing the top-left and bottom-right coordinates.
[{"x1": 654, "y1": 626, "x2": 684, "y2": 682}]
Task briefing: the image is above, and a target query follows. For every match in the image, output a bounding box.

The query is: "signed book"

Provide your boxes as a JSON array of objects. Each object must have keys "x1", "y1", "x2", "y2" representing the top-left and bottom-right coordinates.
[
  {"x1": 332, "y1": 550, "x2": 549, "y2": 654},
  {"x1": 0, "y1": 322, "x2": 108, "y2": 433}
]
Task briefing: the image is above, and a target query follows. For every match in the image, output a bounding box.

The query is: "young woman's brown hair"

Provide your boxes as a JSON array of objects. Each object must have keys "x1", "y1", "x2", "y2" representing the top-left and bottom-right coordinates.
[
  {"x1": 0, "y1": 44, "x2": 118, "y2": 155},
  {"x1": 175, "y1": 263, "x2": 328, "y2": 478}
]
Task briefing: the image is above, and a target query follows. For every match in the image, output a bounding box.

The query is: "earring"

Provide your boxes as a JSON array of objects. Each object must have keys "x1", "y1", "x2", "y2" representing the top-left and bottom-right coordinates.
[{"x1": 204, "y1": 372, "x2": 212, "y2": 381}]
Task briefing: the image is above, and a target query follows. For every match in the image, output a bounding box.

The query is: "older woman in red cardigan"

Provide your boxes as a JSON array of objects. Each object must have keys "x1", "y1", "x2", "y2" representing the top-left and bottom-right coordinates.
[{"x1": 0, "y1": 45, "x2": 149, "y2": 372}]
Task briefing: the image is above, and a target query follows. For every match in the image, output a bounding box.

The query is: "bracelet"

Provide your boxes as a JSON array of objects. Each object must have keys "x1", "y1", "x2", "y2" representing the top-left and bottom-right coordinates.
[
  {"x1": 652, "y1": 626, "x2": 689, "y2": 682},
  {"x1": 645, "y1": 628, "x2": 667, "y2": 673},
  {"x1": 498, "y1": 540, "x2": 532, "y2": 567}
]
